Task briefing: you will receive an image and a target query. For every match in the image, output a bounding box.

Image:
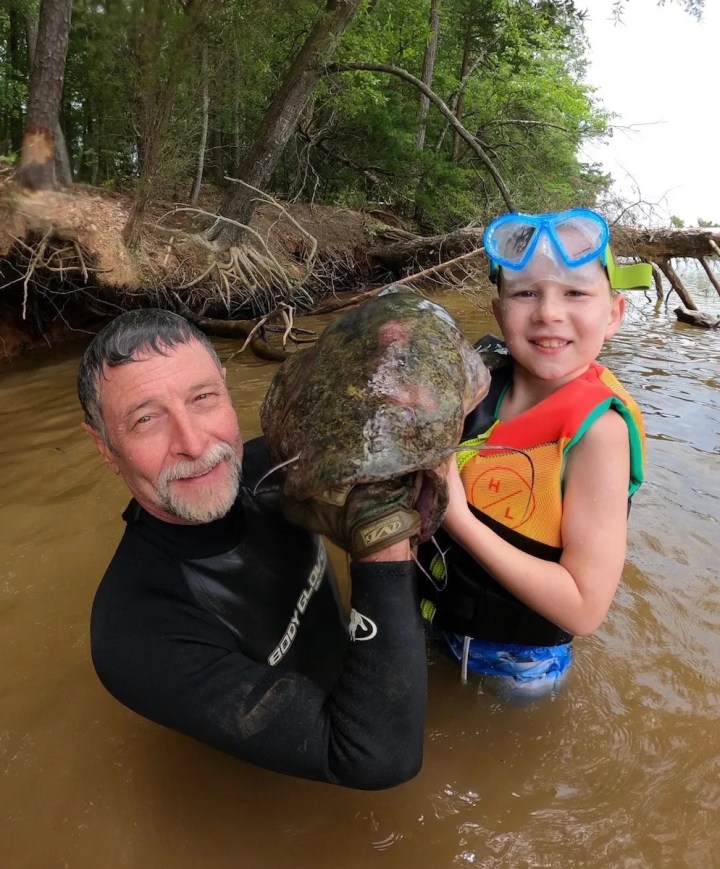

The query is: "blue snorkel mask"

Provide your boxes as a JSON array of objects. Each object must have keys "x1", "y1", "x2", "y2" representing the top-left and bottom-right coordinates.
[{"x1": 484, "y1": 208, "x2": 653, "y2": 292}]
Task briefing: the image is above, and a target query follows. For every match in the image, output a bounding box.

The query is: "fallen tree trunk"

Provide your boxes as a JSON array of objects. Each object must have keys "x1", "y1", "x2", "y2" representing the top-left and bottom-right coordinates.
[
  {"x1": 175, "y1": 296, "x2": 316, "y2": 362},
  {"x1": 370, "y1": 227, "x2": 487, "y2": 271},
  {"x1": 674, "y1": 306, "x2": 720, "y2": 328},
  {"x1": 611, "y1": 226, "x2": 720, "y2": 260},
  {"x1": 370, "y1": 225, "x2": 720, "y2": 272}
]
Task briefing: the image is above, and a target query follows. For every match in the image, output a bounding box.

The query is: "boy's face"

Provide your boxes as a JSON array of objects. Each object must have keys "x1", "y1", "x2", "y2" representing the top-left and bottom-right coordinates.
[{"x1": 492, "y1": 259, "x2": 625, "y2": 388}]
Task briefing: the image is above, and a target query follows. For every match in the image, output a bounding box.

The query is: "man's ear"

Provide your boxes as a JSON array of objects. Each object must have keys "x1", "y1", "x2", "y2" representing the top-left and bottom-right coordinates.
[
  {"x1": 604, "y1": 293, "x2": 626, "y2": 340},
  {"x1": 82, "y1": 422, "x2": 120, "y2": 475}
]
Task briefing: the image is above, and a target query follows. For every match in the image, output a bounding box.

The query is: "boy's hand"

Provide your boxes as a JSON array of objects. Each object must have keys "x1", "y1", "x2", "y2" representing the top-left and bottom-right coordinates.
[{"x1": 440, "y1": 457, "x2": 471, "y2": 535}]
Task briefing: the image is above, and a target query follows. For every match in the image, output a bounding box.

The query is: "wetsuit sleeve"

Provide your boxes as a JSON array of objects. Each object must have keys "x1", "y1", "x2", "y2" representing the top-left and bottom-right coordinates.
[{"x1": 91, "y1": 544, "x2": 426, "y2": 790}]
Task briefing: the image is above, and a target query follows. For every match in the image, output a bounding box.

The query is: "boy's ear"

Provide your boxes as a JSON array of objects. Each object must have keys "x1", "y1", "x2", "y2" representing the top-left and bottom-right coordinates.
[
  {"x1": 82, "y1": 422, "x2": 120, "y2": 475},
  {"x1": 604, "y1": 293, "x2": 626, "y2": 340},
  {"x1": 491, "y1": 296, "x2": 503, "y2": 328}
]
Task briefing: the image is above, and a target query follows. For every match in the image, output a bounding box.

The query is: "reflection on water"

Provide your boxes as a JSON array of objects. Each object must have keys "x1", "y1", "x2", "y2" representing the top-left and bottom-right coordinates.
[{"x1": 1, "y1": 273, "x2": 718, "y2": 867}]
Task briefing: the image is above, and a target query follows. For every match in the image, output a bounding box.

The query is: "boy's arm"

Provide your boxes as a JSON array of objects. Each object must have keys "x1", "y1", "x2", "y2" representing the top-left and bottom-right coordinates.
[{"x1": 441, "y1": 410, "x2": 631, "y2": 636}]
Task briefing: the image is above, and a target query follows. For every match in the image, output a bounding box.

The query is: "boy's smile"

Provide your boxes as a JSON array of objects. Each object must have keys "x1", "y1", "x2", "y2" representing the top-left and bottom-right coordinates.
[{"x1": 492, "y1": 273, "x2": 625, "y2": 391}]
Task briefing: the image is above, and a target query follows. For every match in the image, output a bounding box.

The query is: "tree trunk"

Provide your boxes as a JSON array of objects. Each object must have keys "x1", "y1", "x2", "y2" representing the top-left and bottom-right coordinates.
[
  {"x1": 25, "y1": 12, "x2": 72, "y2": 185},
  {"x1": 452, "y1": 30, "x2": 474, "y2": 163},
  {"x1": 611, "y1": 225, "x2": 720, "y2": 260},
  {"x1": 16, "y1": 0, "x2": 73, "y2": 191},
  {"x1": 674, "y1": 306, "x2": 719, "y2": 328},
  {"x1": 209, "y1": 0, "x2": 364, "y2": 248},
  {"x1": 122, "y1": 0, "x2": 212, "y2": 247},
  {"x1": 190, "y1": 47, "x2": 210, "y2": 205},
  {"x1": 369, "y1": 224, "x2": 720, "y2": 274},
  {"x1": 416, "y1": 0, "x2": 441, "y2": 151},
  {"x1": 658, "y1": 260, "x2": 697, "y2": 310}
]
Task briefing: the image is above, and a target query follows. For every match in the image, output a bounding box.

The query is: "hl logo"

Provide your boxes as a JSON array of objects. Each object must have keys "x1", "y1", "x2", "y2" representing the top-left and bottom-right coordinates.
[{"x1": 471, "y1": 466, "x2": 534, "y2": 529}]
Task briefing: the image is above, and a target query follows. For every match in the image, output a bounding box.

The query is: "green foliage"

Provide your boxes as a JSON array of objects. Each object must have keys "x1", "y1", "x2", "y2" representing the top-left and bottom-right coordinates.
[
  {"x1": 0, "y1": 0, "x2": 34, "y2": 154},
  {"x1": 697, "y1": 217, "x2": 717, "y2": 228},
  {"x1": 3, "y1": 0, "x2": 616, "y2": 232},
  {"x1": 301, "y1": 0, "x2": 610, "y2": 228},
  {"x1": 671, "y1": 214, "x2": 685, "y2": 228}
]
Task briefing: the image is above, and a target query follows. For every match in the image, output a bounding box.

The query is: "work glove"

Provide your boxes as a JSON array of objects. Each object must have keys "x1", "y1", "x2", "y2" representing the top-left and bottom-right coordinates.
[{"x1": 281, "y1": 473, "x2": 422, "y2": 559}]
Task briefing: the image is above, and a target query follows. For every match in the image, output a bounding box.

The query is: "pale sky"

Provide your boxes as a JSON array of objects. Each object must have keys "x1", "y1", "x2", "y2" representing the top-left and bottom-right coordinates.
[{"x1": 580, "y1": 0, "x2": 718, "y2": 226}]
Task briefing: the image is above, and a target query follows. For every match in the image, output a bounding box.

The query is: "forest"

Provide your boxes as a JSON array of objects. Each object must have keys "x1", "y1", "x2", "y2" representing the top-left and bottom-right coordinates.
[{"x1": 0, "y1": 0, "x2": 716, "y2": 353}]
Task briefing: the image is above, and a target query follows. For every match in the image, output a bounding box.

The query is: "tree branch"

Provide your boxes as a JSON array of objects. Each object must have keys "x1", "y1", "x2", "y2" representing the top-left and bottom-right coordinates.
[{"x1": 325, "y1": 61, "x2": 516, "y2": 211}]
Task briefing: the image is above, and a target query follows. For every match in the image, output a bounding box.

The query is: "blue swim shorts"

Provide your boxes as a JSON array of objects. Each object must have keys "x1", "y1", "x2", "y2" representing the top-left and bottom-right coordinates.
[{"x1": 437, "y1": 631, "x2": 573, "y2": 699}]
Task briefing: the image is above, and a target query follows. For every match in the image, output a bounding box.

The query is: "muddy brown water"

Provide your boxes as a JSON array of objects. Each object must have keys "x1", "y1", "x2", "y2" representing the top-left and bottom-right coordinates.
[{"x1": 1, "y1": 281, "x2": 719, "y2": 868}]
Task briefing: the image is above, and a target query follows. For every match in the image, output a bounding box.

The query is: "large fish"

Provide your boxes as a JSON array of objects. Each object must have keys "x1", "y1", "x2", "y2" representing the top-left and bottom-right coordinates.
[{"x1": 260, "y1": 288, "x2": 490, "y2": 542}]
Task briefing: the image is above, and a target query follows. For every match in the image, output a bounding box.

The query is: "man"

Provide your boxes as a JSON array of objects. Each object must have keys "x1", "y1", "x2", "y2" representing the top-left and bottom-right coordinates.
[{"x1": 78, "y1": 308, "x2": 426, "y2": 789}]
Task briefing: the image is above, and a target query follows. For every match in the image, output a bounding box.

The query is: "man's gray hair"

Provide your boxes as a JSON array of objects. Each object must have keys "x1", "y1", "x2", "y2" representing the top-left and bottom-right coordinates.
[{"x1": 77, "y1": 309, "x2": 222, "y2": 443}]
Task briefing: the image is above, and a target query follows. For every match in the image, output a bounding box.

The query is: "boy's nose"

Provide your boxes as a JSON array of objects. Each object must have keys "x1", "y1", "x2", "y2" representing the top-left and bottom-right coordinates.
[{"x1": 533, "y1": 292, "x2": 565, "y2": 322}]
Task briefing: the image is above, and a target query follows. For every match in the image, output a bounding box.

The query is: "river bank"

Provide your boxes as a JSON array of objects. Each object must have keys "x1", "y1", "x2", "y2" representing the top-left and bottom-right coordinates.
[
  {"x1": 0, "y1": 181, "x2": 425, "y2": 363},
  {"x1": 3, "y1": 180, "x2": 719, "y2": 364}
]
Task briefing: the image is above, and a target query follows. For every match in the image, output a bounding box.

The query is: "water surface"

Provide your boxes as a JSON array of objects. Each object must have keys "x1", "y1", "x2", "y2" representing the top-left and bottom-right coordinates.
[{"x1": 1, "y1": 275, "x2": 718, "y2": 867}]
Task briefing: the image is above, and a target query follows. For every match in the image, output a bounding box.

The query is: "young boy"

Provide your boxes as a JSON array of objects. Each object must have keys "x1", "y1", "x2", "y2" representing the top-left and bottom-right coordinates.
[{"x1": 418, "y1": 208, "x2": 653, "y2": 698}]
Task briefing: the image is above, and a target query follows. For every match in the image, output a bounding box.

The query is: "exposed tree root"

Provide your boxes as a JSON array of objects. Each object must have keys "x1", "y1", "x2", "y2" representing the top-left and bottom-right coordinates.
[
  {"x1": 173, "y1": 293, "x2": 319, "y2": 362},
  {"x1": 150, "y1": 199, "x2": 316, "y2": 317}
]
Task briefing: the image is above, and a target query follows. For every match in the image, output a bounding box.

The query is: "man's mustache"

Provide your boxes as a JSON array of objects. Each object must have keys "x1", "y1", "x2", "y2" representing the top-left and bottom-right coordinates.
[{"x1": 158, "y1": 442, "x2": 240, "y2": 486}]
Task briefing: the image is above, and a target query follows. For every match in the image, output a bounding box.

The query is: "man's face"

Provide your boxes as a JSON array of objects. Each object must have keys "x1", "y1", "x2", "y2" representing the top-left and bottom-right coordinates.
[{"x1": 86, "y1": 339, "x2": 243, "y2": 524}]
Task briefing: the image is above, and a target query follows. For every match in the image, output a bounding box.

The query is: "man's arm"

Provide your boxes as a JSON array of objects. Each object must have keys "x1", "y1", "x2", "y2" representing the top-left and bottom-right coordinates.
[{"x1": 91, "y1": 543, "x2": 426, "y2": 790}]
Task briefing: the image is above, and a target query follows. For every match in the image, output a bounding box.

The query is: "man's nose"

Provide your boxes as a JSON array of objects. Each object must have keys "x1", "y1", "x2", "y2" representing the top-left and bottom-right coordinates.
[{"x1": 169, "y1": 410, "x2": 208, "y2": 458}]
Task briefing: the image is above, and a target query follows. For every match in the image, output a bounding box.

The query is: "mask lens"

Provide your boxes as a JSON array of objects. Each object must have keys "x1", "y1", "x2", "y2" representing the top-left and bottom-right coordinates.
[
  {"x1": 489, "y1": 221, "x2": 537, "y2": 266},
  {"x1": 550, "y1": 212, "x2": 608, "y2": 266}
]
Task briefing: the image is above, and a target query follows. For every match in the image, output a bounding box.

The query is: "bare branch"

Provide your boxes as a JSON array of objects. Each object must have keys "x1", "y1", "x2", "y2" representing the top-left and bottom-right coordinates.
[{"x1": 325, "y1": 61, "x2": 516, "y2": 211}]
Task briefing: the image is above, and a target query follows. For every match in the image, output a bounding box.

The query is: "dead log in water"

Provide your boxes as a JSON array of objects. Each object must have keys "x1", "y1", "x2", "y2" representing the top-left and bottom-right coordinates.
[
  {"x1": 674, "y1": 306, "x2": 720, "y2": 328},
  {"x1": 368, "y1": 224, "x2": 720, "y2": 314},
  {"x1": 174, "y1": 295, "x2": 316, "y2": 362},
  {"x1": 370, "y1": 224, "x2": 720, "y2": 272}
]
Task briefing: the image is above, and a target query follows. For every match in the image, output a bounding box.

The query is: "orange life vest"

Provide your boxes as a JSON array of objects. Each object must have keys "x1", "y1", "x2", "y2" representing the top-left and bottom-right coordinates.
[
  {"x1": 418, "y1": 360, "x2": 646, "y2": 646},
  {"x1": 457, "y1": 360, "x2": 645, "y2": 548}
]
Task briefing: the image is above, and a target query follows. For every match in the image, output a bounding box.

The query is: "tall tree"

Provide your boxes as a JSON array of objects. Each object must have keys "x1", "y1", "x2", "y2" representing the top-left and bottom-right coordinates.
[
  {"x1": 122, "y1": 0, "x2": 213, "y2": 246},
  {"x1": 25, "y1": 12, "x2": 73, "y2": 186},
  {"x1": 416, "y1": 0, "x2": 441, "y2": 150},
  {"x1": 15, "y1": 0, "x2": 73, "y2": 191},
  {"x1": 189, "y1": 45, "x2": 210, "y2": 205},
  {"x1": 16, "y1": 0, "x2": 72, "y2": 190},
  {"x1": 209, "y1": 0, "x2": 364, "y2": 247}
]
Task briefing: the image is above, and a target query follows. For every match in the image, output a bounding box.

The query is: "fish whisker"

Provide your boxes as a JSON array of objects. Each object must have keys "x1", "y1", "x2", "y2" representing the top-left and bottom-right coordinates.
[{"x1": 253, "y1": 453, "x2": 301, "y2": 495}]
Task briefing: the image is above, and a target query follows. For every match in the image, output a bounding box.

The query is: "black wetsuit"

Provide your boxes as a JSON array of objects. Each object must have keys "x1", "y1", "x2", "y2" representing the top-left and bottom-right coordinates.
[{"x1": 91, "y1": 437, "x2": 426, "y2": 790}]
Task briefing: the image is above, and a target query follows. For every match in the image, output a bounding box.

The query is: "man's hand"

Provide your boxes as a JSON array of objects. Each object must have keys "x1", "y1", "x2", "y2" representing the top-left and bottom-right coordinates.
[{"x1": 282, "y1": 474, "x2": 421, "y2": 560}]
